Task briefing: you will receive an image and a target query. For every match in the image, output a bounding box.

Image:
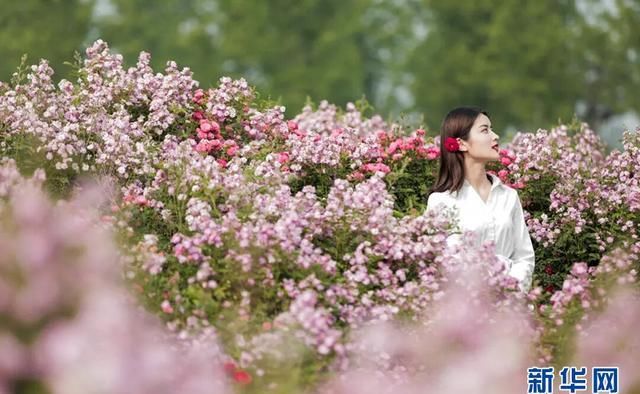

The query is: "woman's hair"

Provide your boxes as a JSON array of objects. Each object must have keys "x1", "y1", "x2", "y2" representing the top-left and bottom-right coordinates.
[{"x1": 428, "y1": 106, "x2": 490, "y2": 195}]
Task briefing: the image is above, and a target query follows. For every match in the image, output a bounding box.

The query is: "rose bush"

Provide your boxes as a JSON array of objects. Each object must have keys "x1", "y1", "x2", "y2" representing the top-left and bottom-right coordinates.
[{"x1": 1, "y1": 41, "x2": 639, "y2": 392}]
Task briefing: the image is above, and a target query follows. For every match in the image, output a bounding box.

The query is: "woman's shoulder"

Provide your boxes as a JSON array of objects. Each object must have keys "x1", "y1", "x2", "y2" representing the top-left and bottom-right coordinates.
[
  {"x1": 427, "y1": 190, "x2": 451, "y2": 199},
  {"x1": 500, "y1": 183, "x2": 521, "y2": 199},
  {"x1": 498, "y1": 183, "x2": 525, "y2": 211},
  {"x1": 425, "y1": 190, "x2": 459, "y2": 216},
  {"x1": 427, "y1": 190, "x2": 456, "y2": 206}
]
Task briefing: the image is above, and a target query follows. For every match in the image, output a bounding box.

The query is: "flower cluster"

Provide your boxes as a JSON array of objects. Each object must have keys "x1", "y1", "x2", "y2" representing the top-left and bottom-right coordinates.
[{"x1": 0, "y1": 164, "x2": 231, "y2": 394}]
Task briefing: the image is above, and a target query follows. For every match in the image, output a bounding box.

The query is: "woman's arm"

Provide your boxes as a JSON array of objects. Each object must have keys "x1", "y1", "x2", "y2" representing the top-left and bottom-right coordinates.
[
  {"x1": 426, "y1": 192, "x2": 439, "y2": 214},
  {"x1": 426, "y1": 192, "x2": 464, "y2": 250},
  {"x1": 508, "y1": 193, "x2": 536, "y2": 292}
]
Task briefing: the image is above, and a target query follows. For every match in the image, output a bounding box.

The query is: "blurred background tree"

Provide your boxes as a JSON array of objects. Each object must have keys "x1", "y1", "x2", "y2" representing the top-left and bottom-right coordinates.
[
  {"x1": 91, "y1": 0, "x2": 224, "y2": 86},
  {"x1": 0, "y1": 0, "x2": 96, "y2": 81},
  {"x1": 211, "y1": 0, "x2": 376, "y2": 109},
  {"x1": 406, "y1": 0, "x2": 582, "y2": 134},
  {"x1": 574, "y1": 0, "x2": 640, "y2": 132},
  {"x1": 1, "y1": 0, "x2": 638, "y2": 147}
]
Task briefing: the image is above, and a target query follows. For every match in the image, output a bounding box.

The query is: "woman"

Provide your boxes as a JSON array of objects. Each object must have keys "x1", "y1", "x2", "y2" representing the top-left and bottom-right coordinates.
[{"x1": 426, "y1": 106, "x2": 535, "y2": 292}]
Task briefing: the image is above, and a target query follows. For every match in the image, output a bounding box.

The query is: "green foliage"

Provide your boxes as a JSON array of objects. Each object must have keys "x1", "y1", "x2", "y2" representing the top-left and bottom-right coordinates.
[
  {"x1": 518, "y1": 173, "x2": 559, "y2": 215},
  {"x1": 408, "y1": 0, "x2": 581, "y2": 132},
  {"x1": 384, "y1": 154, "x2": 438, "y2": 216},
  {"x1": 533, "y1": 226, "x2": 602, "y2": 297},
  {"x1": 537, "y1": 299, "x2": 584, "y2": 367},
  {"x1": 93, "y1": 0, "x2": 379, "y2": 116},
  {"x1": 213, "y1": 0, "x2": 376, "y2": 114},
  {"x1": 312, "y1": 220, "x2": 371, "y2": 267},
  {"x1": 1, "y1": 133, "x2": 79, "y2": 199},
  {"x1": 288, "y1": 154, "x2": 354, "y2": 203},
  {"x1": 10, "y1": 378, "x2": 50, "y2": 394},
  {"x1": 574, "y1": 0, "x2": 640, "y2": 127},
  {"x1": 0, "y1": 0, "x2": 95, "y2": 83},
  {"x1": 91, "y1": 0, "x2": 222, "y2": 85}
]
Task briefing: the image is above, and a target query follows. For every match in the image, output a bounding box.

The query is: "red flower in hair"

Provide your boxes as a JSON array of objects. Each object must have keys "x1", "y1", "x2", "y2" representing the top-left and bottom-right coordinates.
[{"x1": 444, "y1": 137, "x2": 460, "y2": 152}]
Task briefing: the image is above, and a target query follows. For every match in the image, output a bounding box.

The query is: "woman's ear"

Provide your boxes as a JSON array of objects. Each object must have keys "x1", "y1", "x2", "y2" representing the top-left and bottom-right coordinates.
[{"x1": 457, "y1": 138, "x2": 468, "y2": 152}]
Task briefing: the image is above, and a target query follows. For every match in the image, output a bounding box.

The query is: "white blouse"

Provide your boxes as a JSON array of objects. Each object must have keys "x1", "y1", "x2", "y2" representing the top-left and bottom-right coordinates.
[{"x1": 426, "y1": 173, "x2": 536, "y2": 292}]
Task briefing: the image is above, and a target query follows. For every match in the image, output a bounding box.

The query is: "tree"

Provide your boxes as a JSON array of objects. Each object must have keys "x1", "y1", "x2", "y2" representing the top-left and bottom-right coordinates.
[
  {"x1": 407, "y1": 0, "x2": 582, "y2": 134},
  {"x1": 575, "y1": 0, "x2": 640, "y2": 128},
  {"x1": 0, "y1": 0, "x2": 95, "y2": 82},
  {"x1": 95, "y1": 0, "x2": 381, "y2": 115},
  {"x1": 213, "y1": 0, "x2": 375, "y2": 113},
  {"x1": 93, "y1": 0, "x2": 222, "y2": 85}
]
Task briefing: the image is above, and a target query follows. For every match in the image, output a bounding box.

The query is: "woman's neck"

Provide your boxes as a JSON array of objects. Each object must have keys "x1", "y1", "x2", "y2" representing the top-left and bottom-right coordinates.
[{"x1": 463, "y1": 160, "x2": 491, "y2": 189}]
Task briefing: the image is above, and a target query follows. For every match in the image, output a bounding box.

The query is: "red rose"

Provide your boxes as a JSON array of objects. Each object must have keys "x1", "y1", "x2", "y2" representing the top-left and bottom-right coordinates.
[
  {"x1": 233, "y1": 370, "x2": 252, "y2": 385},
  {"x1": 444, "y1": 137, "x2": 460, "y2": 152}
]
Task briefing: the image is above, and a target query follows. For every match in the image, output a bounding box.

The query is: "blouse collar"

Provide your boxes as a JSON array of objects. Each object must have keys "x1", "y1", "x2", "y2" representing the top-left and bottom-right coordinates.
[
  {"x1": 449, "y1": 173, "x2": 503, "y2": 198},
  {"x1": 462, "y1": 173, "x2": 503, "y2": 192}
]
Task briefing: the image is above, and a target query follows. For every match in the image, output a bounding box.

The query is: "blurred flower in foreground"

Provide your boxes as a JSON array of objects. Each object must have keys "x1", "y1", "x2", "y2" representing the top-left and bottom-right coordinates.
[
  {"x1": 322, "y1": 233, "x2": 537, "y2": 394},
  {"x1": 0, "y1": 160, "x2": 230, "y2": 394}
]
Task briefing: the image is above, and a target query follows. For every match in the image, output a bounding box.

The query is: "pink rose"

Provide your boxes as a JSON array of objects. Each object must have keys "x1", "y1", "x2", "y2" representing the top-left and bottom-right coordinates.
[
  {"x1": 161, "y1": 300, "x2": 174, "y2": 314},
  {"x1": 376, "y1": 163, "x2": 391, "y2": 173},
  {"x1": 135, "y1": 196, "x2": 148, "y2": 206},
  {"x1": 349, "y1": 171, "x2": 365, "y2": 181},
  {"x1": 197, "y1": 129, "x2": 210, "y2": 140},
  {"x1": 277, "y1": 152, "x2": 290, "y2": 164},
  {"x1": 426, "y1": 146, "x2": 439, "y2": 160},
  {"x1": 200, "y1": 121, "x2": 213, "y2": 132},
  {"x1": 210, "y1": 139, "x2": 222, "y2": 150},
  {"x1": 226, "y1": 145, "x2": 239, "y2": 156},
  {"x1": 195, "y1": 140, "x2": 211, "y2": 153},
  {"x1": 192, "y1": 89, "x2": 205, "y2": 103},
  {"x1": 387, "y1": 140, "x2": 400, "y2": 155},
  {"x1": 192, "y1": 110, "x2": 204, "y2": 121}
]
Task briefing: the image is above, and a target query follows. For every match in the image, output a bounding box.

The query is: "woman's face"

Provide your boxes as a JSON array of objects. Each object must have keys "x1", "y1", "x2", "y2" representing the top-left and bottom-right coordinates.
[{"x1": 457, "y1": 114, "x2": 500, "y2": 162}]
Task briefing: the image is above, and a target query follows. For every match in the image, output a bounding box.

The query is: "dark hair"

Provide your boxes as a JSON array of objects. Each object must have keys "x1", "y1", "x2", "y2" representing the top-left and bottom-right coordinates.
[{"x1": 428, "y1": 106, "x2": 490, "y2": 195}]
